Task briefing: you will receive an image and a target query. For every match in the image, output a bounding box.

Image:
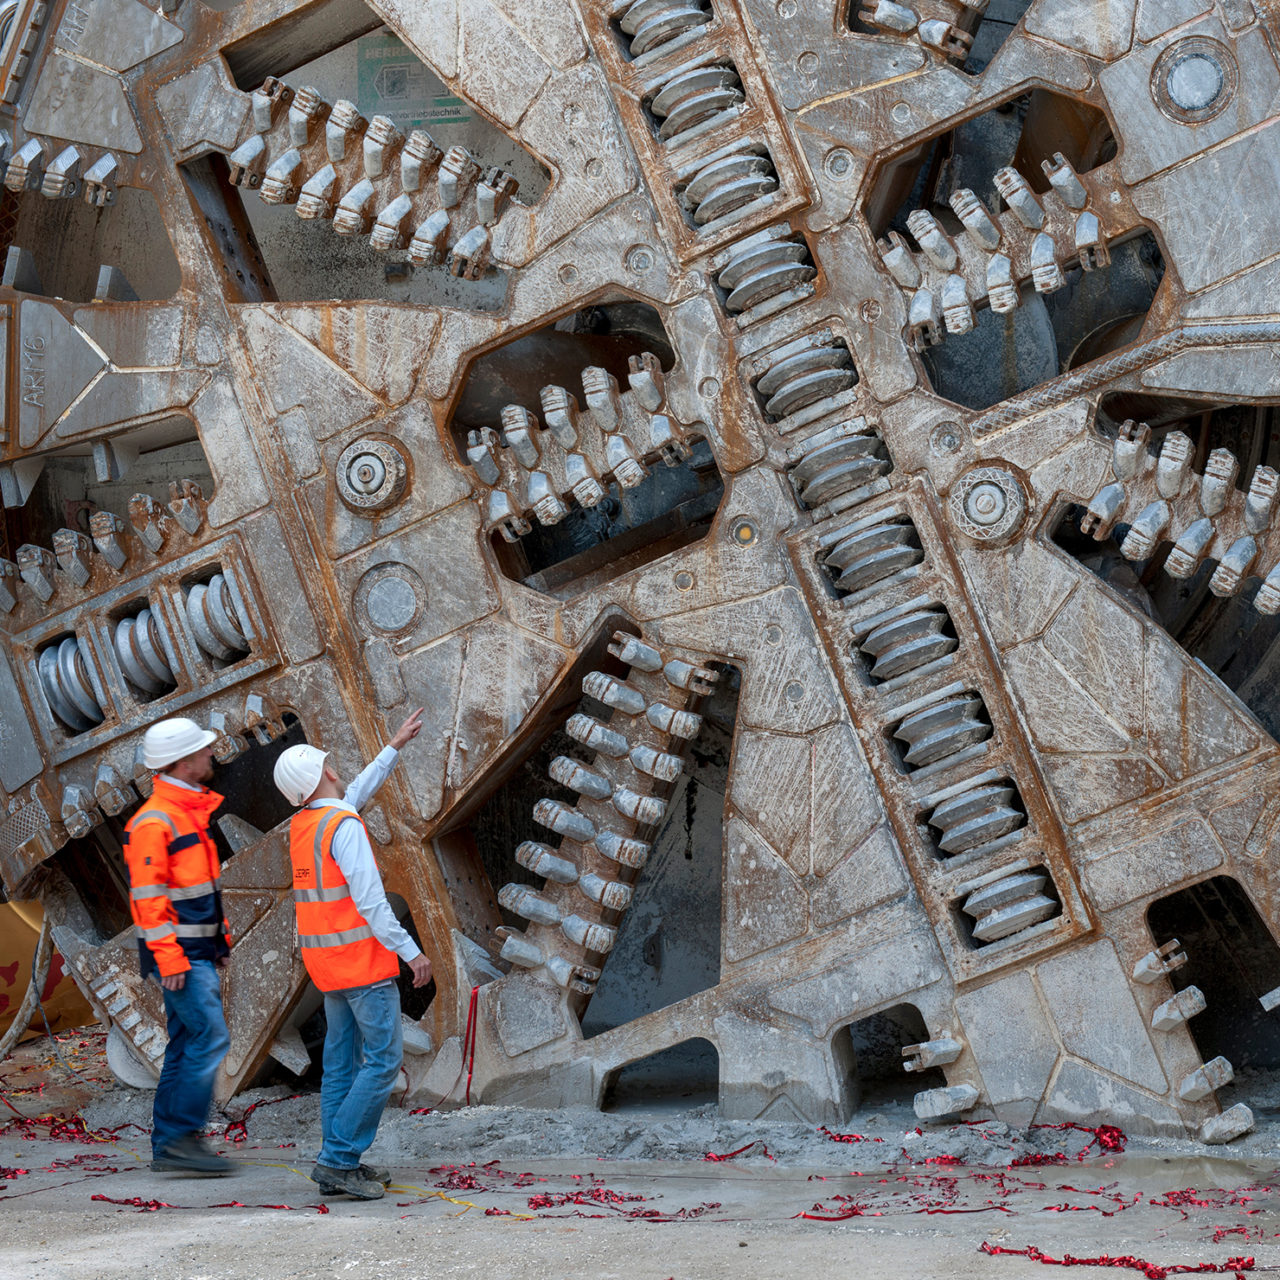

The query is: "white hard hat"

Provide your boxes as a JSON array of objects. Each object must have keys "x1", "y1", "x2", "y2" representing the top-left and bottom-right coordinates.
[
  {"x1": 273, "y1": 744, "x2": 329, "y2": 806},
  {"x1": 143, "y1": 717, "x2": 218, "y2": 770}
]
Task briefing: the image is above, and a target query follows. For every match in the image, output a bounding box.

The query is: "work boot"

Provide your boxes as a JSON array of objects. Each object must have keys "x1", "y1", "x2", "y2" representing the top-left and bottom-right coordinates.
[
  {"x1": 315, "y1": 1163, "x2": 390, "y2": 1191},
  {"x1": 310, "y1": 1163, "x2": 384, "y2": 1200},
  {"x1": 151, "y1": 1134, "x2": 234, "y2": 1176}
]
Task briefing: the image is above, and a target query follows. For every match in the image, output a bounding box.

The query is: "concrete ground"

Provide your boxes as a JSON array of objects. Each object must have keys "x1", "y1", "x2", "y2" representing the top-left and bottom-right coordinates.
[{"x1": 2, "y1": 1031, "x2": 1279, "y2": 1280}]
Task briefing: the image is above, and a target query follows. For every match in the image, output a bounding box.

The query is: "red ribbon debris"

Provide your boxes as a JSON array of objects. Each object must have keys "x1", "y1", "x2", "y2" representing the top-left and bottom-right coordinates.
[
  {"x1": 90, "y1": 1193, "x2": 327, "y2": 1214},
  {"x1": 1212, "y1": 1228, "x2": 1253, "y2": 1246},
  {"x1": 1030, "y1": 1123, "x2": 1128, "y2": 1159},
  {"x1": 703, "y1": 1141, "x2": 774, "y2": 1163},
  {"x1": 91, "y1": 1194, "x2": 179, "y2": 1212},
  {"x1": 979, "y1": 1243, "x2": 1253, "y2": 1279},
  {"x1": 819, "y1": 1127, "x2": 884, "y2": 1145},
  {"x1": 528, "y1": 1187, "x2": 647, "y2": 1210},
  {"x1": 221, "y1": 1094, "x2": 300, "y2": 1144},
  {"x1": 796, "y1": 1195, "x2": 885, "y2": 1221},
  {"x1": 210, "y1": 1201, "x2": 329, "y2": 1214},
  {"x1": 0, "y1": 1113, "x2": 147, "y2": 1144},
  {"x1": 520, "y1": 1186, "x2": 721, "y2": 1222},
  {"x1": 1148, "y1": 1187, "x2": 1266, "y2": 1222}
]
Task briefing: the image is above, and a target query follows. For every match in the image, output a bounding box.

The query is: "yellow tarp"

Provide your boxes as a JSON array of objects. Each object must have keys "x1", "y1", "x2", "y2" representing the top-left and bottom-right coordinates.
[{"x1": 0, "y1": 901, "x2": 94, "y2": 1040}]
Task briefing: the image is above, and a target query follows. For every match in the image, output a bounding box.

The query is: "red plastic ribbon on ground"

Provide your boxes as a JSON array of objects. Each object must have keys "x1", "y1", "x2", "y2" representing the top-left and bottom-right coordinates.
[
  {"x1": 221, "y1": 1093, "x2": 300, "y2": 1143},
  {"x1": 1030, "y1": 1123, "x2": 1128, "y2": 1159},
  {"x1": 979, "y1": 1242, "x2": 1253, "y2": 1279},
  {"x1": 210, "y1": 1200, "x2": 329, "y2": 1214},
  {"x1": 91, "y1": 1193, "x2": 327, "y2": 1214},
  {"x1": 819, "y1": 1126, "x2": 884, "y2": 1145},
  {"x1": 91, "y1": 1194, "x2": 179, "y2": 1212},
  {"x1": 0, "y1": 1112, "x2": 147, "y2": 1144},
  {"x1": 703, "y1": 1141, "x2": 773, "y2": 1162}
]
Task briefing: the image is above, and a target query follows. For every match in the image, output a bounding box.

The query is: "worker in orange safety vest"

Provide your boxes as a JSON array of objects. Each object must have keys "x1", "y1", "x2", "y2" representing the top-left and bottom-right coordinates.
[
  {"x1": 123, "y1": 717, "x2": 234, "y2": 1177},
  {"x1": 274, "y1": 707, "x2": 431, "y2": 1201}
]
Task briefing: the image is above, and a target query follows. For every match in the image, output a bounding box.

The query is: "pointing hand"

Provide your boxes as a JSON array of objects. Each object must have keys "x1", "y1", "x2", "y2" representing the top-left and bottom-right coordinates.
[{"x1": 390, "y1": 708, "x2": 424, "y2": 751}]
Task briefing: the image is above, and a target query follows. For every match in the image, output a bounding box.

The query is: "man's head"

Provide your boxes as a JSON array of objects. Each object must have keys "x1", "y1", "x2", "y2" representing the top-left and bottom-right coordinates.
[
  {"x1": 143, "y1": 718, "x2": 218, "y2": 785},
  {"x1": 273, "y1": 744, "x2": 340, "y2": 807}
]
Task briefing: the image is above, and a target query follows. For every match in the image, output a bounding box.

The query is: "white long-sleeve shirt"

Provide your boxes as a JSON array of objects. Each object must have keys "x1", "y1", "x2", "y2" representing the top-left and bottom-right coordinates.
[{"x1": 306, "y1": 746, "x2": 421, "y2": 963}]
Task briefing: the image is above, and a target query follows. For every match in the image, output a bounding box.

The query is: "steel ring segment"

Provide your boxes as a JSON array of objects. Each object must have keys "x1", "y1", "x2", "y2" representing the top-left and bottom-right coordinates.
[
  {"x1": 799, "y1": 455, "x2": 884, "y2": 507},
  {"x1": 186, "y1": 583, "x2": 233, "y2": 660},
  {"x1": 861, "y1": 609, "x2": 956, "y2": 680},
  {"x1": 651, "y1": 65, "x2": 737, "y2": 120},
  {"x1": 205, "y1": 574, "x2": 248, "y2": 650},
  {"x1": 686, "y1": 153, "x2": 767, "y2": 206},
  {"x1": 726, "y1": 261, "x2": 812, "y2": 311},
  {"x1": 661, "y1": 84, "x2": 742, "y2": 139},
  {"x1": 58, "y1": 637, "x2": 104, "y2": 724},
  {"x1": 115, "y1": 618, "x2": 163, "y2": 693},
  {"x1": 696, "y1": 174, "x2": 777, "y2": 224},
  {"x1": 187, "y1": 575, "x2": 248, "y2": 661},
  {"x1": 686, "y1": 153, "x2": 777, "y2": 224},
  {"x1": 719, "y1": 238, "x2": 810, "y2": 293},
  {"x1": 793, "y1": 438, "x2": 889, "y2": 506},
  {"x1": 652, "y1": 65, "x2": 743, "y2": 140},
  {"x1": 135, "y1": 609, "x2": 177, "y2": 682},
  {"x1": 38, "y1": 644, "x2": 93, "y2": 731},
  {"x1": 621, "y1": 0, "x2": 710, "y2": 57}
]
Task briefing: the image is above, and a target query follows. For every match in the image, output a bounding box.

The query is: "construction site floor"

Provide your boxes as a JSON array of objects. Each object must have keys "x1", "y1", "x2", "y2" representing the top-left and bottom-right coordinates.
[{"x1": 3, "y1": 1030, "x2": 1279, "y2": 1280}]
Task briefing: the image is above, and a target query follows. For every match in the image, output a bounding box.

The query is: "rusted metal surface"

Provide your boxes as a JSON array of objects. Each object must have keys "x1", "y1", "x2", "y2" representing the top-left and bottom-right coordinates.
[{"x1": 2, "y1": 0, "x2": 1280, "y2": 1143}]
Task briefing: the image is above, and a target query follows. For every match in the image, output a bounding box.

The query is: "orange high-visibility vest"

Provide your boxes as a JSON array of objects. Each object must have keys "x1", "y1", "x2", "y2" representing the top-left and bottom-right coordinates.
[
  {"x1": 123, "y1": 777, "x2": 230, "y2": 979},
  {"x1": 288, "y1": 806, "x2": 400, "y2": 993}
]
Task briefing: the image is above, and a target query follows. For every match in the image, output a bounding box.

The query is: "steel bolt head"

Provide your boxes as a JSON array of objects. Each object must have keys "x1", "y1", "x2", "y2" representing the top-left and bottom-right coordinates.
[
  {"x1": 349, "y1": 453, "x2": 386, "y2": 493},
  {"x1": 965, "y1": 480, "x2": 1006, "y2": 526},
  {"x1": 336, "y1": 437, "x2": 408, "y2": 511},
  {"x1": 950, "y1": 466, "x2": 1027, "y2": 542}
]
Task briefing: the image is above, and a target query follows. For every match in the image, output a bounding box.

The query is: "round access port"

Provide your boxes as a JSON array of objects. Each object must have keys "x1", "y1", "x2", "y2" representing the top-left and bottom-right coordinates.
[
  {"x1": 1152, "y1": 37, "x2": 1237, "y2": 124},
  {"x1": 355, "y1": 563, "x2": 427, "y2": 635}
]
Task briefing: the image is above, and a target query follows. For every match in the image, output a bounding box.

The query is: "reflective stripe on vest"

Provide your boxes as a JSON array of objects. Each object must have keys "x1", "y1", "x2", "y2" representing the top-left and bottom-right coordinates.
[
  {"x1": 131, "y1": 878, "x2": 219, "y2": 902},
  {"x1": 299, "y1": 924, "x2": 375, "y2": 949},
  {"x1": 293, "y1": 886, "x2": 352, "y2": 903},
  {"x1": 129, "y1": 809, "x2": 179, "y2": 842},
  {"x1": 127, "y1": 809, "x2": 208, "y2": 851},
  {"x1": 293, "y1": 809, "x2": 354, "y2": 906},
  {"x1": 136, "y1": 922, "x2": 221, "y2": 940}
]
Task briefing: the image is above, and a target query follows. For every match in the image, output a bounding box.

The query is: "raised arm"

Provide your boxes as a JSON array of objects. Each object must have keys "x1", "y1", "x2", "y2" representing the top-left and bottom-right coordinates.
[{"x1": 341, "y1": 708, "x2": 424, "y2": 811}]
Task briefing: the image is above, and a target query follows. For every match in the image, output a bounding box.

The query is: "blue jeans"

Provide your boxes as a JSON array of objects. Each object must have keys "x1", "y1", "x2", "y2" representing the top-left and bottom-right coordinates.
[
  {"x1": 152, "y1": 960, "x2": 230, "y2": 1157},
  {"x1": 318, "y1": 979, "x2": 403, "y2": 1170}
]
